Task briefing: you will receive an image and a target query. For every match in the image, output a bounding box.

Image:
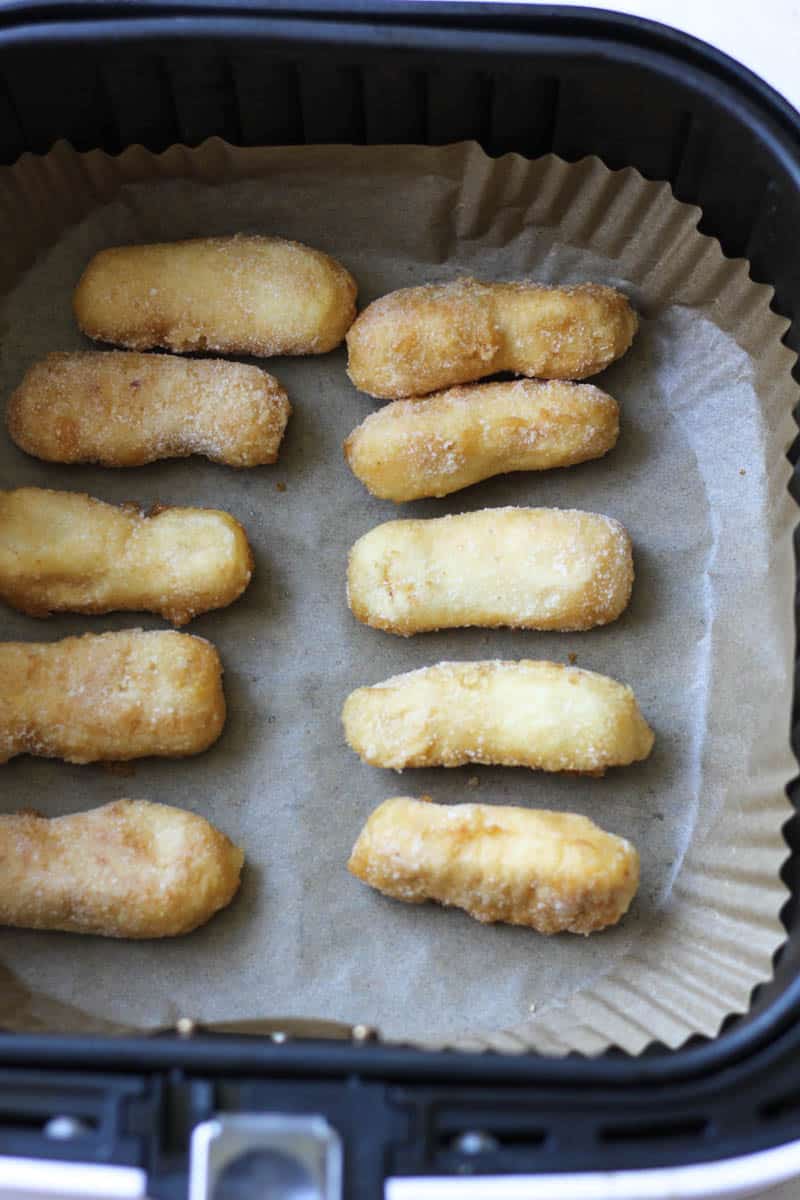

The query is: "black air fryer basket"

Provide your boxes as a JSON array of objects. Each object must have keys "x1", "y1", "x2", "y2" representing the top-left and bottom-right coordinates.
[{"x1": 1, "y1": 4, "x2": 800, "y2": 1199}]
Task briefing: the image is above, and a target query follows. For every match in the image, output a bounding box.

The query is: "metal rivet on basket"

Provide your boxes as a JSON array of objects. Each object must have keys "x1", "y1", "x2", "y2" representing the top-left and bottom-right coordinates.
[
  {"x1": 44, "y1": 1116, "x2": 93, "y2": 1140},
  {"x1": 453, "y1": 1130, "x2": 499, "y2": 1155},
  {"x1": 270, "y1": 1030, "x2": 288, "y2": 1044},
  {"x1": 352, "y1": 1024, "x2": 377, "y2": 1043},
  {"x1": 176, "y1": 1017, "x2": 197, "y2": 1038}
]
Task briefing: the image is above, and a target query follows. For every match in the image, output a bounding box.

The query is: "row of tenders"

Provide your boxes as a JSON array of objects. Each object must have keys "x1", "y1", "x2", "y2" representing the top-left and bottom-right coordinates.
[
  {"x1": 0, "y1": 234, "x2": 647, "y2": 941},
  {"x1": 343, "y1": 265, "x2": 644, "y2": 937}
]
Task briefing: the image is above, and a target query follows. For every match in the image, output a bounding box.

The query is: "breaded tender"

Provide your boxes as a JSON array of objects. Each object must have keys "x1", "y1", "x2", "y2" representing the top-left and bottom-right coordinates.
[
  {"x1": 346, "y1": 277, "x2": 637, "y2": 398},
  {"x1": 347, "y1": 507, "x2": 633, "y2": 636},
  {"x1": 0, "y1": 800, "x2": 243, "y2": 938},
  {"x1": 0, "y1": 487, "x2": 253, "y2": 626},
  {"x1": 0, "y1": 630, "x2": 225, "y2": 765},
  {"x1": 349, "y1": 797, "x2": 639, "y2": 934},
  {"x1": 343, "y1": 660, "x2": 654, "y2": 774},
  {"x1": 74, "y1": 235, "x2": 357, "y2": 356},
  {"x1": 344, "y1": 379, "x2": 619, "y2": 501},
  {"x1": 7, "y1": 351, "x2": 291, "y2": 468}
]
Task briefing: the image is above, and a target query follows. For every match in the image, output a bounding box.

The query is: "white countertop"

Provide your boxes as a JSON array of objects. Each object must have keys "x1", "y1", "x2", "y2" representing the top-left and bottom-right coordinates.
[{"x1": 522, "y1": 0, "x2": 800, "y2": 114}]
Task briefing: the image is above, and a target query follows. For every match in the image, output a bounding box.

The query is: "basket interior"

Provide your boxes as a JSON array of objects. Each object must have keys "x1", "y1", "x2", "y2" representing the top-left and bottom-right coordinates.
[{"x1": 0, "y1": 3, "x2": 799, "y2": 1059}]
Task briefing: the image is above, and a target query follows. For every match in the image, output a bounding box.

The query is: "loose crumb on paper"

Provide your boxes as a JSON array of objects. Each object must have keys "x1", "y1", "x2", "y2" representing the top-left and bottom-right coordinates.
[{"x1": 103, "y1": 761, "x2": 136, "y2": 778}]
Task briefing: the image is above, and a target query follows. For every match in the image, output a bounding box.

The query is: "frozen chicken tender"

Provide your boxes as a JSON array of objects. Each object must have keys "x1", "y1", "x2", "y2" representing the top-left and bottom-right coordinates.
[
  {"x1": 0, "y1": 629, "x2": 225, "y2": 765},
  {"x1": 346, "y1": 277, "x2": 637, "y2": 398},
  {"x1": 349, "y1": 797, "x2": 639, "y2": 934},
  {"x1": 0, "y1": 800, "x2": 243, "y2": 938},
  {"x1": 342, "y1": 660, "x2": 654, "y2": 774},
  {"x1": 344, "y1": 379, "x2": 619, "y2": 501},
  {"x1": 0, "y1": 487, "x2": 253, "y2": 625},
  {"x1": 347, "y1": 507, "x2": 633, "y2": 635},
  {"x1": 7, "y1": 351, "x2": 290, "y2": 468},
  {"x1": 74, "y1": 235, "x2": 357, "y2": 356}
]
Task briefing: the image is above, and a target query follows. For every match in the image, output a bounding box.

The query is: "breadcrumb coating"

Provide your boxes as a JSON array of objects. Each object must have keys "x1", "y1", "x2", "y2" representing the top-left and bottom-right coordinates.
[
  {"x1": 349, "y1": 796, "x2": 639, "y2": 934},
  {"x1": 0, "y1": 487, "x2": 253, "y2": 625},
  {"x1": 347, "y1": 507, "x2": 633, "y2": 635},
  {"x1": 344, "y1": 379, "x2": 619, "y2": 501},
  {"x1": 8, "y1": 351, "x2": 291, "y2": 468},
  {"x1": 346, "y1": 277, "x2": 637, "y2": 398},
  {"x1": 74, "y1": 235, "x2": 357, "y2": 356},
  {"x1": 343, "y1": 660, "x2": 654, "y2": 774},
  {"x1": 0, "y1": 800, "x2": 243, "y2": 938},
  {"x1": 0, "y1": 630, "x2": 226, "y2": 765}
]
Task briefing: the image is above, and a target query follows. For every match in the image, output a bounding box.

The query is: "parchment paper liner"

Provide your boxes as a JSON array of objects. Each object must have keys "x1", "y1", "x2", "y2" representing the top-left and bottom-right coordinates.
[{"x1": 0, "y1": 140, "x2": 795, "y2": 1056}]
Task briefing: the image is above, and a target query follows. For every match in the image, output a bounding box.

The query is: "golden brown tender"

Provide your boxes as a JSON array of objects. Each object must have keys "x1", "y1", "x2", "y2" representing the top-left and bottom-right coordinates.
[
  {"x1": 344, "y1": 379, "x2": 619, "y2": 501},
  {"x1": 0, "y1": 800, "x2": 243, "y2": 938},
  {"x1": 342, "y1": 660, "x2": 654, "y2": 774},
  {"x1": 346, "y1": 277, "x2": 637, "y2": 398},
  {"x1": 73, "y1": 235, "x2": 357, "y2": 356},
  {"x1": 0, "y1": 487, "x2": 253, "y2": 626},
  {"x1": 0, "y1": 630, "x2": 225, "y2": 765},
  {"x1": 349, "y1": 797, "x2": 639, "y2": 934},
  {"x1": 347, "y1": 507, "x2": 633, "y2": 636},
  {"x1": 7, "y1": 351, "x2": 291, "y2": 468}
]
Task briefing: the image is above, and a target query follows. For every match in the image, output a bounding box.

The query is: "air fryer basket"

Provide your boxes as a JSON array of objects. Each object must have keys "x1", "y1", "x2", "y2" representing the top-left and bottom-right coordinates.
[{"x1": 1, "y1": 3, "x2": 800, "y2": 1196}]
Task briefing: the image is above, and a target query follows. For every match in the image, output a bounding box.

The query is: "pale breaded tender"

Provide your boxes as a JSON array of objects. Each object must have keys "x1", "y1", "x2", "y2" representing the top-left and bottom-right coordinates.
[
  {"x1": 342, "y1": 660, "x2": 654, "y2": 774},
  {"x1": 346, "y1": 277, "x2": 637, "y2": 398},
  {"x1": 0, "y1": 800, "x2": 243, "y2": 938},
  {"x1": 0, "y1": 630, "x2": 225, "y2": 765},
  {"x1": 74, "y1": 235, "x2": 357, "y2": 356},
  {"x1": 344, "y1": 379, "x2": 619, "y2": 501},
  {"x1": 349, "y1": 797, "x2": 639, "y2": 934},
  {"x1": 7, "y1": 351, "x2": 291, "y2": 468},
  {"x1": 0, "y1": 488, "x2": 253, "y2": 626},
  {"x1": 347, "y1": 507, "x2": 633, "y2": 636}
]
